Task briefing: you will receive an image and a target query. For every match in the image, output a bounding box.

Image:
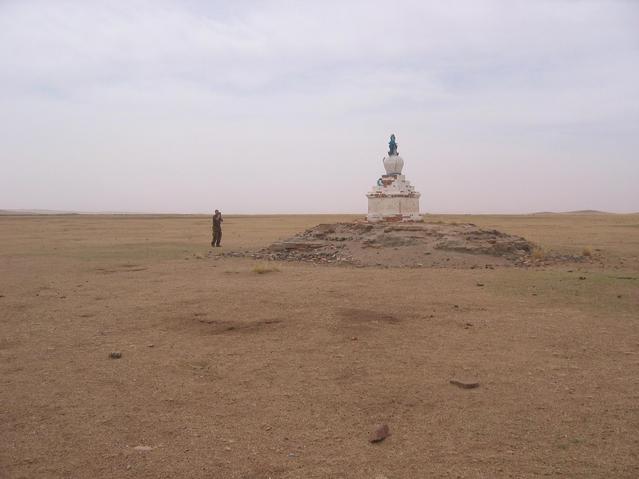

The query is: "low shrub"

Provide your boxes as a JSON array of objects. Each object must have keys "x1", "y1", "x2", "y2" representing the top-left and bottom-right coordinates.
[
  {"x1": 252, "y1": 263, "x2": 280, "y2": 274},
  {"x1": 531, "y1": 247, "x2": 545, "y2": 261}
]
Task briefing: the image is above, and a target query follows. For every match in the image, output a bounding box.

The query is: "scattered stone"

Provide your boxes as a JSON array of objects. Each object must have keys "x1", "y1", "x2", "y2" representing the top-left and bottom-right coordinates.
[
  {"x1": 271, "y1": 241, "x2": 327, "y2": 252},
  {"x1": 476, "y1": 282, "x2": 484, "y2": 287},
  {"x1": 450, "y1": 380, "x2": 480, "y2": 389},
  {"x1": 369, "y1": 424, "x2": 390, "y2": 443},
  {"x1": 109, "y1": 351, "x2": 122, "y2": 359},
  {"x1": 351, "y1": 336, "x2": 358, "y2": 341},
  {"x1": 579, "y1": 276, "x2": 587, "y2": 280},
  {"x1": 147, "y1": 344, "x2": 154, "y2": 348},
  {"x1": 133, "y1": 445, "x2": 153, "y2": 451}
]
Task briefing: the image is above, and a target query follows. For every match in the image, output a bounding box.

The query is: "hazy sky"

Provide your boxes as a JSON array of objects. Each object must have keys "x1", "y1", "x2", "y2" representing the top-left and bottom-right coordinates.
[{"x1": 1, "y1": 0, "x2": 638, "y2": 214}]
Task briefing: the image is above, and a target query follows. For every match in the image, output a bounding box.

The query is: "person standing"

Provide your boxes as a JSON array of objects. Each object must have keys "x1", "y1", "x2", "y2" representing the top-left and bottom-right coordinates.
[{"x1": 211, "y1": 209, "x2": 223, "y2": 247}]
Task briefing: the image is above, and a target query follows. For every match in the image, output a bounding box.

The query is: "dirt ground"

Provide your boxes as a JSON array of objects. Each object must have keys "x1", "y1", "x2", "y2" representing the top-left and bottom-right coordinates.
[{"x1": 1, "y1": 213, "x2": 638, "y2": 478}]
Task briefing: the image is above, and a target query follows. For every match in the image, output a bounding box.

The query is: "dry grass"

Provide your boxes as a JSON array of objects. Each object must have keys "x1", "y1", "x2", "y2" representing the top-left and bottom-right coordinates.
[
  {"x1": 251, "y1": 262, "x2": 280, "y2": 274},
  {"x1": 1, "y1": 213, "x2": 638, "y2": 478},
  {"x1": 531, "y1": 246, "x2": 546, "y2": 260},
  {"x1": 582, "y1": 246, "x2": 593, "y2": 257}
]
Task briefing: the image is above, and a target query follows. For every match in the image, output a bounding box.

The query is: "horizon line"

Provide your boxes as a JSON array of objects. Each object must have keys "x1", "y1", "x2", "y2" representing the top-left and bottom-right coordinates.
[{"x1": 1, "y1": 209, "x2": 637, "y2": 216}]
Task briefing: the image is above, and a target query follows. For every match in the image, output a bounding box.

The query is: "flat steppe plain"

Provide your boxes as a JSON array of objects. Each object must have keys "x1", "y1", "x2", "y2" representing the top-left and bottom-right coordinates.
[{"x1": 1, "y1": 213, "x2": 638, "y2": 478}]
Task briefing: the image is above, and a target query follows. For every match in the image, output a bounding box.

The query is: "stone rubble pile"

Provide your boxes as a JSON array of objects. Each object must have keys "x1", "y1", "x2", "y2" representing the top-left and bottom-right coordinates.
[
  {"x1": 223, "y1": 240, "x2": 355, "y2": 265},
  {"x1": 221, "y1": 221, "x2": 588, "y2": 267}
]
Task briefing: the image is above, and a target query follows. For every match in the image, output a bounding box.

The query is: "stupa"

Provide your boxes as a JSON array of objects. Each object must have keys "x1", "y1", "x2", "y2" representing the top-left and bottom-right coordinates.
[{"x1": 366, "y1": 134, "x2": 422, "y2": 222}]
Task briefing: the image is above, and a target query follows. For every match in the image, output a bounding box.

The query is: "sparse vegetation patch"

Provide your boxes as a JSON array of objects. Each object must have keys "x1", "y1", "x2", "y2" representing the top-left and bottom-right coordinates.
[{"x1": 252, "y1": 263, "x2": 280, "y2": 274}]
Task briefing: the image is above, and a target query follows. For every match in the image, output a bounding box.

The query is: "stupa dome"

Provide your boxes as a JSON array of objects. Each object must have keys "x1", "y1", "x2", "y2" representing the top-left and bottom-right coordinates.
[{"x1": 383, "y1": 155, "x2": 404, "y2": 175}]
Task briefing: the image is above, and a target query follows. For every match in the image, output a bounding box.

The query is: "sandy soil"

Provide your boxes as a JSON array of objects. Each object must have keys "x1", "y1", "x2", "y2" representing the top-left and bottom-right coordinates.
[{"x1": 1, "y1": 213, "x2": 638, "y2": 478}]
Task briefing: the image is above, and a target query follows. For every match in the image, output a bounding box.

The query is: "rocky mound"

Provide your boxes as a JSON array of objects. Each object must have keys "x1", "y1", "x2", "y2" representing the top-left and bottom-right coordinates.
[{"x1": 225, "y1": 221, "x2": 584, "y2": 268}]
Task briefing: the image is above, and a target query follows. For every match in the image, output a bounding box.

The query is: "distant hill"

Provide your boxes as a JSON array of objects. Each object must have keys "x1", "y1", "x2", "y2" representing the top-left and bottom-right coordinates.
[
  {"x1": 563, "y1": 210, "x2": 611, "y2": 215},
  {"x1": 532, "y1": 210, "x2": 613, "y2": 215},
  {"x1": 0, "y1": 209, "x2": 79, "y2": 215}
]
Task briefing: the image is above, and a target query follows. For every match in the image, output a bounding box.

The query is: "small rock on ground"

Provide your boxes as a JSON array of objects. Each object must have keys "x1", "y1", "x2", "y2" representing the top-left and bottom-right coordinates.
[
  {"x1": 450, "y1": 379, "x2": 480, "y2": 389},
  {"x1": 369, "y1": 424, "x2": 390, "y2": 443},
  {"x1": 133, "y1": 445, "x2": 153, "y2": 451}
]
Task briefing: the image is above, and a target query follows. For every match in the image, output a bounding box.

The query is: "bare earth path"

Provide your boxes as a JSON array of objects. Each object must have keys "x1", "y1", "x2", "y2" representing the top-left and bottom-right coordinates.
[{"x1": 1, "y1": 214, "x2": 638, "y2": 478}]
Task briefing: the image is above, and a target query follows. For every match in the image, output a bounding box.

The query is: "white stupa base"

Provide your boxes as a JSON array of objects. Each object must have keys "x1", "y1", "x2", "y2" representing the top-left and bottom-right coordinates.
[
  {"x1": 366, "y1": 173, "x2": 422, "y2": 222},
  {"x1": 367, "y1": 196, "x2": 422, "y2": 222}
]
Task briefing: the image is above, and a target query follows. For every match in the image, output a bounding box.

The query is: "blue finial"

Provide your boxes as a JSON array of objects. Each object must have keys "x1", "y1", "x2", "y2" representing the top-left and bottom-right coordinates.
[{"x1": 388, "y1": 134, "x2": 398, "y2": 155}]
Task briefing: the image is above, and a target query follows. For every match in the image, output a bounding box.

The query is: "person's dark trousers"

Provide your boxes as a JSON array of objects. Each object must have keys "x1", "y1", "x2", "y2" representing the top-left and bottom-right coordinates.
[{"x1": 213, "y1": 227, "x2": 222, "y2": 247}]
